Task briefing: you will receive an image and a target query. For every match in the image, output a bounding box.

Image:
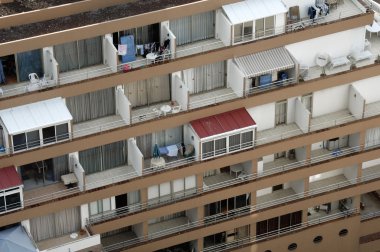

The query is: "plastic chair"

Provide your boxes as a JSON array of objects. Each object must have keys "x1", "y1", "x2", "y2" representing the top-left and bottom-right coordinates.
[
  {"x1": 171, "y1": 105, "x2": 181, "y2": 114},
  {"x1": 28, "y1": 73, "x2": 39, "y2": 84}
]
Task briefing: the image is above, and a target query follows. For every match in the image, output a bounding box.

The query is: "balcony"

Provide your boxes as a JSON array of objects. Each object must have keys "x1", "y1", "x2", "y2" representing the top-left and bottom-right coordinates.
[
  {"x1": 360, "y1": 192, "x2": 380, "y2": 221},
  {"x1": 35, "y1": 227, "x2": 101, "y2": 252},
  {"x1": 101, "y1": 228, "x2": 138, "y2": 252},
  {"x1": 256, "y1": 123, "x2": 303, "y2": 146},
  {"x1": 0, "y1": 0, "x2": 369, "y2": 103},
  {"x1": 72, "y1": 115, "x2": 127, "y2": 138},
  {"x1": 202, "y1": 209, "x2": 358, "y2": 252},
  {"x1": 100, "y1": 169, "x2": 370, "y2": 251},
  {"x1": 310, "y1": 109, "x2": 356, "y2": 132}
]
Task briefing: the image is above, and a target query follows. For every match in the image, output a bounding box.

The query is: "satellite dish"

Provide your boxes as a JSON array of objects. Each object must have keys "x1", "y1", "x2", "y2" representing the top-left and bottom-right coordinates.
[
  {"x1": 316, "y1": 53, "x2": 329, "y2": 67},
  {"x1": 316, "y1": 53, "x2": 329, "y2": 76}
]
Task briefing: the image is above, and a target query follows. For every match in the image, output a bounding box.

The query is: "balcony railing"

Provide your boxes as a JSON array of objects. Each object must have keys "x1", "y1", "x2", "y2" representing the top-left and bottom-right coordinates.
[
  {"x1": 102, "y1": 192, "x2": 359, "y2": 251},
  {"x1": 202, "y1": 209, "x2": 358, "y2": 252},
  {"x1": 7, "y1": 134, "x2": 380, "y2": 216},
  {"x1": 0, "y1": 1, "x2": 369, "y2": 99},
  {"x1": 361, "y1": 210, "x2": 380, "y2": 221},
  {"x1": 99, "y1": 171, "x2": 377, "y2": 251}
]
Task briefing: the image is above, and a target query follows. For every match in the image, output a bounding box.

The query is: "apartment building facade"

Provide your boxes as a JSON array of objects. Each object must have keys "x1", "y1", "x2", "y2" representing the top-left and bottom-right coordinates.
[{"x1": 0, "y1": 0, "x2": 380, "y2": 251}]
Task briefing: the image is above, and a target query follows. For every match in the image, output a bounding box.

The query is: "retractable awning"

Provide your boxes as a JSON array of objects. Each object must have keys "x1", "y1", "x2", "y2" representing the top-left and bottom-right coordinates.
[
  {"x1": 234, "y1": 47, "x2": 295, "y2": 78},
  {"x1": 190, "y1": 108, "x2": 256, "y2": 139},
  {"x1": 222, "y1": 0, "x2": 287, "y2": 25},
  {"x1": 0, "y1": 97, "x2": 72, "y2": 135}
]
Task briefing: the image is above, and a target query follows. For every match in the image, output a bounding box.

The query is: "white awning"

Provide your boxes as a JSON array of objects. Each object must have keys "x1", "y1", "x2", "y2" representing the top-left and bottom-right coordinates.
[
  {"x1": 0, "y1": 97, "x2": 72, "y2": 135},
  {"x1": 234, "y1": 47, "x2": 295, "y2": 78},
  {"x1": 222, "y1": 0, "x2": 288, "y2": 25}
]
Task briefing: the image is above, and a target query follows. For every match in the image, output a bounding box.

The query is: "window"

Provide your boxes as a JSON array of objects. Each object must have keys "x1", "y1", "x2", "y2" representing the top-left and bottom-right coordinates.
[
  {"x1": 255, "y1": 18, "x2": 264, "y2": 38},
  {"x1": 229, "y1": 134, "x2": 241, "y2": 152},
  {"x1": 0, "y1": 196, "x2": 4, "y2": 212},
  {"x1": 215, "y1": 138, "x2": 227, "y2": 155},
  {"x1": 202, "y1": 141, "x2": 214, "y2": 159},
  {"x1": 339, "y1": 229, "x2": 348, "y2": 236},
  {"x1": 234, "y1": 23, "x2": 243, "y2": 43},
  {"x1": 89, "y1": 198, "x2": 111, "y2": 216},
  {"x1": 288, "y1": 243, "x2": 297, "y2": 250},
  {"x1": 13, "y1": 133, "x2": 26, "y2": 152},
  {"x1": 243, "y1": 21, "x2": 253, "y2": 41},
  {"x1": 241, "y1": 131, "x2": 253, "y2": 148},
  {"x1": 5, "y1": 193, "x2": 21, "y2": 210},
  {"x1": 42, "y1": 126, "x2": 56, "y2": 144},
  {"x1": 313, "y1": 235, "x2": 323, "y2": 243},
  {"x1": 0, "y1": 189, "x2": 22, "y2": 213},
  {"x1": 56, "y1": 123, "x2": 69, "y2": 141},
  {"x1": 265, "y1": 16, "x2": 275, "y2": 36},
  {"x1": 275, "y1": 100, "x2": 287, "y2": 125},
  {"x1": 26, "y1": 130, "x2": 40, "y2": 148}
]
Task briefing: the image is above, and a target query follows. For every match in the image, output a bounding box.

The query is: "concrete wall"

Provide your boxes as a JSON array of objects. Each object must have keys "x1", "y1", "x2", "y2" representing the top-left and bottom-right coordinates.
[
  {"x1": 353, "y1": 75, "x2": 380, "y2": 104},
  {"x1": 227, "y1": 59, "x2": 245, "y2": 97},
  {"x1": 309, "y1": 168, "x2": 343, "y2": 182},
  {"x1": 312, "y1": 84, "x2": 350, "y2": 117},
  {"x1": 286, "y1": 27, "x2": 365, "y2": 67},
  {"x1": 348, "y1": 85, "x2": 365, "y2": 119},
  {"x1": 103, "y1": 34, "x2": 118, "y2": 72},
  {"x1": 172, "y1": 75, "x2": 189, "y2": 110},
  {"x1": 116, "y1": 87, "x2": 131, "y2": 124},
  {"x1": 295, "y1": 97, "x2": 310, "y2": 133},
  {"x1": 216, "y1": 9, "x2": 232, "y2": 46},
  {"x1": 128, "y1": 138, "x2": 143, "y2": 176},
  {"x1": 247, "y1": 103, "x2": 275, "y2": 131}
]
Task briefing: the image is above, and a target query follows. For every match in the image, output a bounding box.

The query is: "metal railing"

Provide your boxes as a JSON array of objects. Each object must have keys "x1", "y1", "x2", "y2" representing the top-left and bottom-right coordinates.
[
  {"x1": 0, "y1": 1, "x2": 369, "y2": 99},
  {"x1": 361, "y1": 210, "x2": 380, "y2": 221},
  {"x1": 202, "y1": 209, "x2": 358, "y2": 252},
  {"x1": 5, "y1": 133, "x2": 380, "y2": 215},
  {"x1": 102, "y1": 202, "x2": 358, "y2": 251},
  {"x1": 88, "y1": 161, "x2": 380, "y2": 232}
]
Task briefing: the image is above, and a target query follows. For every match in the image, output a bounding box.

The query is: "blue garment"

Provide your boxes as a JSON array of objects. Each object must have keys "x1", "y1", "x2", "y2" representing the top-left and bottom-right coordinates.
[{"x1": 120, "y1": 35, "x2": 136, "y2": 63}]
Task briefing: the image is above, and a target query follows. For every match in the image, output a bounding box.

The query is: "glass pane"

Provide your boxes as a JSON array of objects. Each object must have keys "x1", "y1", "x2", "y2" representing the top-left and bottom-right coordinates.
[
  {"x1": 229, "y1": 134, "x2": 241, "y2": 152},
  {"x1": 42, "y1": 126, "x2": 56, "y2": 144},
  {"x1": 215, "y1": 138, "x2": 227, "y2": 155},
  {"x1": 56, "y1": 124, "x2": 69, "y2": 141},
  {"x1": 255, "y1": 19, "x2": 264, "y2": 38},
  {"x1": 234, "y1": 23, "x2": 243, "y2": 43},
  {"x1": 265, "y1": 16, "x2": 275, "y2": 36},
  {"x1": 243, "y1": 22, "x2": 253, "y2": 41},
  {"x1": 89, "y1": 201, "x2": 98, "y2": 216},
  {"x1": 103, "y1": 198, "x2": 111, "y2": 212},
  {"x1": 5, "y1": 193, "x2": 21, "y2": 210},
  {"x1": 202, "y1": 141, "x2": 214, "y2": 159},
  {"x1": 13, "y1": 133, "x2": 26, "y2": 152},
  {"x1": 27, "y1": 130, "x2": 40, "y2": 148},
  {"x1": 0, "y1": 196, "x2": 4, "y2": 212},
  {"x1": 241, "y1": 131, "x2": 253, "y2": 148}
]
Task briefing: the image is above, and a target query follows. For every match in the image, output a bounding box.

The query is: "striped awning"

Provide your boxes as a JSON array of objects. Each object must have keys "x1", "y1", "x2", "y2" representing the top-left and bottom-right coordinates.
[{"x1": 234, "y1": 47, "x2": 295, "y2": 78}]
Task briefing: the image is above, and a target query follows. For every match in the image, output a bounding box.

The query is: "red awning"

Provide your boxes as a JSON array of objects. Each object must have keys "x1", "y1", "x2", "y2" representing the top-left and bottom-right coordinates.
[
  {"x1": 190, "y1": 108, "x2": 256, "y2": 139},
  {"x1": 0, "y1": 166, "x2": 22, "y2": 190}
]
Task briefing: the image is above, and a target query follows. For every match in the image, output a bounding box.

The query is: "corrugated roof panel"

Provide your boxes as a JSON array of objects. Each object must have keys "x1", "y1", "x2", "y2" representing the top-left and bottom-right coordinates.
[
  {"x1": 0, "y1": 166, "x2": 22, "y2": 190},
  {"x1": 0, "y1": 97, "x2": 73, "y2": 135},
  {"x1": 190, "y1": 108, "x2": 256, "y2": 139},
  {"x1": 223, "y1": 0, "x2": 287, "y2": 25}
]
